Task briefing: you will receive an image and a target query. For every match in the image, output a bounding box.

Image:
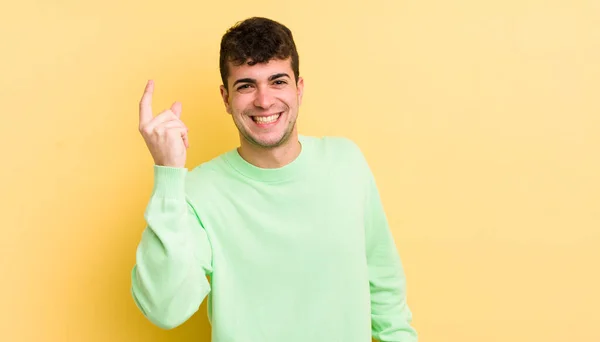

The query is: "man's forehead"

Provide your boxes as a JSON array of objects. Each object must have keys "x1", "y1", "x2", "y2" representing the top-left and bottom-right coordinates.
[{"x1": 229, "y1": 58, "x2": 292, "y2": 78}]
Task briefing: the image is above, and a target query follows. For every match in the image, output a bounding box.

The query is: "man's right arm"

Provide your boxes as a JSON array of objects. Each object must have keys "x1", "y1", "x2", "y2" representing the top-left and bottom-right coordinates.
[{"x1": 131, "y1": 165, "x2": 213, "y2": 330}]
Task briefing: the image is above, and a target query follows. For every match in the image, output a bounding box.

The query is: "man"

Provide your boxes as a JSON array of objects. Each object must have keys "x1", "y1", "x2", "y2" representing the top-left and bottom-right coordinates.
[{"x1": 131, "y1": 16, "x2": 417, "y2": 342}]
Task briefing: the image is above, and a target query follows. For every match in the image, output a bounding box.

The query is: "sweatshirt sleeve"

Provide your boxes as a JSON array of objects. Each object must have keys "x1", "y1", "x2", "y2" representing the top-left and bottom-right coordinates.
[
  {"x1": 130, "y1": 165, "x2": 213, "y2": 330},
  {"x1": 363, "y1": 164, "x2": 418, "y2": 341}
]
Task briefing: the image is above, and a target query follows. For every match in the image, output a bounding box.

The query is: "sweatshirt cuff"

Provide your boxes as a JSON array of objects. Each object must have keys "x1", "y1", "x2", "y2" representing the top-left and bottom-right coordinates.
[{"x1": 151, "y1": 165, "x2": 188, "y2": 198}]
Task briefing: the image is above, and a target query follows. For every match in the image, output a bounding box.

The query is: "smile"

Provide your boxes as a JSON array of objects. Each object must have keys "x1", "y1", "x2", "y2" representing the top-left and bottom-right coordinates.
[{"x1": 251, "y1": 112, "x2": 282, "y2": 126}]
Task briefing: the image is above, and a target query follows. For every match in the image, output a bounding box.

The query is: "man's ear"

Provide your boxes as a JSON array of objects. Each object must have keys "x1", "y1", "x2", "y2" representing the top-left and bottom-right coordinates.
[
  {"x1": 296, "y1": 76, "x2": 305, "y2": 106},
  {"x1": 219, "y1": 85, "x2": 232, "y2": 114}
]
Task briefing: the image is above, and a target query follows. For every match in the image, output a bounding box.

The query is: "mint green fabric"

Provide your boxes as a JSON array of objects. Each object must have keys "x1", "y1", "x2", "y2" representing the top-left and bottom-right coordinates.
[{"x1": 131, "y1": 135, "x2": 417, "y2": 341}]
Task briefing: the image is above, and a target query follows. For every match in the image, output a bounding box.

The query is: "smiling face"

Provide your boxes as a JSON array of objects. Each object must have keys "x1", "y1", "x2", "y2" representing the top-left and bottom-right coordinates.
[{"x1": 220, "y1": 57, "x2": 304, "y2": 149}]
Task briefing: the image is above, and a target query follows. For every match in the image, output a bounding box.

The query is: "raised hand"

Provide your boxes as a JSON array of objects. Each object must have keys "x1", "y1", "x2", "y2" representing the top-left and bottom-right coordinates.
[{"x1": 138, "y1": 80, "x2": 189, "y2": 168}]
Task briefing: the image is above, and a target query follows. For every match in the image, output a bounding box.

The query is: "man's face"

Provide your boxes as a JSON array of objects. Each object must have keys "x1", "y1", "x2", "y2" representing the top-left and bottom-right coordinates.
[{"x1": 220, "y1": 58, "x2": 304, "y2": 149}]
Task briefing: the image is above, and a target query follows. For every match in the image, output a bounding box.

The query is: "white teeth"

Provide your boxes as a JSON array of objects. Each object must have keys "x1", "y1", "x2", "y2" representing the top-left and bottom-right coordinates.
[{"x1": 253, "y1": 114, "x2": 280, "y2": 124}]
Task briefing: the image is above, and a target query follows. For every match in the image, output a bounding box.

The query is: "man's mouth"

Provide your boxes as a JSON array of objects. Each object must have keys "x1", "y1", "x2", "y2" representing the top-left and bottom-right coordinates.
[{"x1": 251, "y1": 112, "x2": 282, "y2": 125}]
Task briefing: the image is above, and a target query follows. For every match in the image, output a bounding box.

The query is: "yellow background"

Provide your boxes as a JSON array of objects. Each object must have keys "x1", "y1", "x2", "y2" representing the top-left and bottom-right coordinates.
[{"x1": 1, "y1": 0, "x2": 598, "y2": 341}]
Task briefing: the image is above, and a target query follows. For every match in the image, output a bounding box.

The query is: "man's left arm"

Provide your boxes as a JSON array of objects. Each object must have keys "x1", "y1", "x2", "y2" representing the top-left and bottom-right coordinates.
[{"x1": 364, "y1": 165, "x2": 418, "y2": 342}]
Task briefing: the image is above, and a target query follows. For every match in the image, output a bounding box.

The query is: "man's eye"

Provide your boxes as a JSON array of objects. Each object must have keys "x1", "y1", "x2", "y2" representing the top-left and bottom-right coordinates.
[
  {"x1": 274, "y1": 80, "x2": 287, "y2": 85},
  {"x1": 237, "y1": 84, "x2": 252, "y2": 91}
]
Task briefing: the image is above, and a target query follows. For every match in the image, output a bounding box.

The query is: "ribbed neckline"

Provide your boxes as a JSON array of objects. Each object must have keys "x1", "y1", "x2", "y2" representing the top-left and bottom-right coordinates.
[{"x1": 223, "y1": 135, "x2": 311, "y2": 183}]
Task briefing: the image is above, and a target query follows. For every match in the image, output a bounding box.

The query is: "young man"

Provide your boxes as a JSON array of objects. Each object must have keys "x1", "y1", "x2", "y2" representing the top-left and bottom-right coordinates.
[{"x1": 131, "y1": 17, "x2": 417, "y2": 342}]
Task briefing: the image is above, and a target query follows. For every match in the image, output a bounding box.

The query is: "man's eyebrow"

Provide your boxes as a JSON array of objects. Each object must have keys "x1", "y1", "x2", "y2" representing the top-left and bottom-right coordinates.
[
  {"x1": 232, "y1": 78, "x2": 256, "y2": 87},
  {"x1": 232, "y1": 73, "x2": 291, "y2": 88},
  {"x1": 269, "y1": 73, "x2": 290, "y2": 81}
]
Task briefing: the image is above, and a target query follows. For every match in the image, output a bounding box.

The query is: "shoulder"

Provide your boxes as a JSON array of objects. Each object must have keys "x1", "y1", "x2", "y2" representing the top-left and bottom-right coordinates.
[
  {"x1": 302, "y1": 134, "x2": 369, "y2": 167},
  {"x1": 302, "y1": 134, "x2": 364, "y2": 156}
]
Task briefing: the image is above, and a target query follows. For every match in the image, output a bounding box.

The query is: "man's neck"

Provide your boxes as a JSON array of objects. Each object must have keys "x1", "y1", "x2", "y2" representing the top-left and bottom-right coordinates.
[{"x1": 238, "y1": 135, "x2": 302, "y2": 169}]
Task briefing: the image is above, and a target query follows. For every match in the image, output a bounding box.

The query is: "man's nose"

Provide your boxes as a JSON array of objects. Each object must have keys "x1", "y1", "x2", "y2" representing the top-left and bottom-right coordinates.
[{"x1": 253, "y1": 86, "x2": 275, "y2": 109}]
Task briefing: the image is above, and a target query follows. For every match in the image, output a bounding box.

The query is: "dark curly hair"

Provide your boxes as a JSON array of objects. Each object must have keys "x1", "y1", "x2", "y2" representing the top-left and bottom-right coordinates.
[{"x1": 219, "y1": 17, "x2": 300, "y2": 90}]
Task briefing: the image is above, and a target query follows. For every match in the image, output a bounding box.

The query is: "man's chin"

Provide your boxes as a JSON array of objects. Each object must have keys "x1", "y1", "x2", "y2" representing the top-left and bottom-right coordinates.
[
  {"x1": 248, "y1": 135, "x2": 285, "y2": 148},
  {"x1": 245, "y1": 130, "x2": 292, "y2": 149}
]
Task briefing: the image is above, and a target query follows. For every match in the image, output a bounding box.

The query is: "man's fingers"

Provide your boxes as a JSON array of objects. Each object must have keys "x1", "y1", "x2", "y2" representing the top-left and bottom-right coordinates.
[
  {"x1": 153, "y1": 109, "x2": 179, "y2": 123},
  {"x1": 139, "y1": 80, "x2": 155, "y2": 125},
  {"x1": 160, "y1": 121, "x2": 189, "y2": 149},
  {"x1": 171, "y1": 101, "x2": 182, "y2": 119},
  {"x1": 138, "y1": 81, "x2": 185, "y2": 136},
  {"x1": 182, "y1": 131, "x2": 189, "y2": 149},
  {"x1": 146, "y1": 117, "x2": 187, "y2": 135},
  {"x1": 168, "y1": 127, "x2": 189, "y2": 146},
  {"x1": 160, "y1": 120, "x2": 187, "y2": 131},
  {"x1": 143, "y1": 109, "x2": 178, "y2": 132}
]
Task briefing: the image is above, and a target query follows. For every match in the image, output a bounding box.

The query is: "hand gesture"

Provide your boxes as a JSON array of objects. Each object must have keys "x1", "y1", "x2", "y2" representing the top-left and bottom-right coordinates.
[{"x1": 138, "y1": 80, "x2": 189, "y2": 168}]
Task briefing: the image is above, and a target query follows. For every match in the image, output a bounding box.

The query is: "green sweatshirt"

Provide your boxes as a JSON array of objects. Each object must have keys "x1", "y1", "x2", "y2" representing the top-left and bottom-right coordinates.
[{"x1": 130, "y1": 135, "x2": 417, "y2": 342}]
